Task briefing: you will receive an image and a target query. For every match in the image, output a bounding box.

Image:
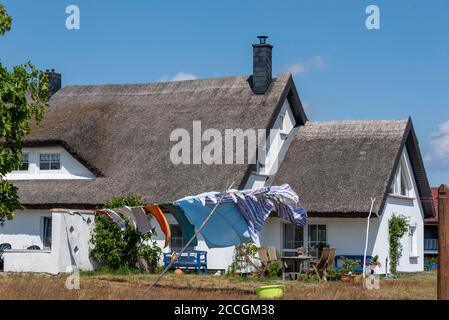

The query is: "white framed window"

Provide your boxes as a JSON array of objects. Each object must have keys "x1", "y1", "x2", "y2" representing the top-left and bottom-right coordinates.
[
  {"x1": 282, "y1": 223, "x2": 304, "y2": 255},
  {"x1": 42, "y1": 217, "x2": 52, "y2": 249},
  {"x1": 409, "y1": 224, "x2": 418, "y2": 257},
  {"x1": 169, "y1": 224, "x2": 193, "y2": 251},
  {"x1": 39, "y1": 153, "x2": 61, "y2": 171},
  {"x1": 14, "y1": 153, "x2": 29, "y2": 171},
  {"x1": 389, "y1": 155, "x2": 412, "y2": 197},
  {"x1": 308, "y1": 224, "x2": 327, "y2": 258},
  {"x1": 279, "y1": 113, "x2": 285, "y2": 133}
]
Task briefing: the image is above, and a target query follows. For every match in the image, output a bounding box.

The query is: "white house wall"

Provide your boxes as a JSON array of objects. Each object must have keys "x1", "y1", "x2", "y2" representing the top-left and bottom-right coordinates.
[
  {"x1": 6, "y1": 147, "x2": 95, "y2": 180},
  {"x1": 371, "y1": 148, "x2": 425, "y2": 273},
  {"x1": 2, "y1": 210, "x2": 95, "y2": 274},
  {"x1": 0, "y1": 210, "x2": 51, "y2": 249}
]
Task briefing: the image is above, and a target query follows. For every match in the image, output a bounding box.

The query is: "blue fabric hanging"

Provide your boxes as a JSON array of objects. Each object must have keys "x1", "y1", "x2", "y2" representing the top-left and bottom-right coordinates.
[{"x1": 175, "y1": 196, "x2": 252, "y2": 248}]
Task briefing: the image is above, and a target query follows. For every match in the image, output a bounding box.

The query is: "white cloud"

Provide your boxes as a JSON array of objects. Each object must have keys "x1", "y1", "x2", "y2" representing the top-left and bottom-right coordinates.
[
  {"x1": 429, "y1": 120, "x2": 449, "y2": 161},
  {"x1": 160, "y1": 72, "x2": 198, "y2": 82},
  {"x1": 284, "y1": 56, "x2": 325, "y2": 76}
]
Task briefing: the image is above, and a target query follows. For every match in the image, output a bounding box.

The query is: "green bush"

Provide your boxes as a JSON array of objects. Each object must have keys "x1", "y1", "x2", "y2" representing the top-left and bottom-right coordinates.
[
  {"x1": 388, "y1": 214, "x2": 409, "y2": 275},
  {"x1": 90, "y1": 194, "x2": 162, "y2": 272},
  {"x1": 267, "y1": 260, "x2": 280, "y2": 278}
]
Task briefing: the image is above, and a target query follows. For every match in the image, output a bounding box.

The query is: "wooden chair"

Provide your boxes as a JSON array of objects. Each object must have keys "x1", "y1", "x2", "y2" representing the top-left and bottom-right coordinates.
[
  {"x1": 257, "y1": 246, "x2": 278, "y2": 277},
  {"x1": 309, "y1": 247, "x2": 331, "y2": 280},
  {"x1": 326, "y1": 248, "x2": 336, "y2": 274}
]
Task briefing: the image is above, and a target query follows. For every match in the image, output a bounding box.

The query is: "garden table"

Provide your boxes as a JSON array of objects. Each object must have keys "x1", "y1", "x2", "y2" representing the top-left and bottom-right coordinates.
[{"x1": 281, "y1": 255, "x2": 313, "y2": 280}]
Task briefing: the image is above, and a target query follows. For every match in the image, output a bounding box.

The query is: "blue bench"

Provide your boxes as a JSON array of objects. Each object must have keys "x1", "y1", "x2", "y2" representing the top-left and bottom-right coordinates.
[
  {"x1": 334, "y1": 255, "x2": 373, "y2": 273},
  {"x1": 164, "y1": 250, "x2": 208, "y2": 274}
]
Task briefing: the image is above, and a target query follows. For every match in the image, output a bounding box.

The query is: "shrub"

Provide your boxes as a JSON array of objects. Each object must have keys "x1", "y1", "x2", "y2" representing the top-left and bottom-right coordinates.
[
  {"x1": 90, "y1": 194, "x2": 161, "y2": 271},
  {"x1": 267, "y1": 260, "x2": 280, "y2": 278}
]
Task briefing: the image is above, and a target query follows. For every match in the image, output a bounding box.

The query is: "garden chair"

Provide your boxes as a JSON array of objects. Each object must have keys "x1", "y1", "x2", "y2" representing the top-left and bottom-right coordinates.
[
  {"x1": 326, "y1": 247, "x2": 336, "y2": 274},
  {"x1": 309, "y1": 247, "x2": 331, "y2": 281},
  {"x1": 257, "y1": 246, "x2": 278, "y2": 277}
]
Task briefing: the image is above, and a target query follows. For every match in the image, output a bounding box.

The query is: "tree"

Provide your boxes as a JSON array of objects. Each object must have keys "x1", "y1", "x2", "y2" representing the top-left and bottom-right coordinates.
[{"x1": 0, "y1": 4, "x2": 48, "y2": 220}]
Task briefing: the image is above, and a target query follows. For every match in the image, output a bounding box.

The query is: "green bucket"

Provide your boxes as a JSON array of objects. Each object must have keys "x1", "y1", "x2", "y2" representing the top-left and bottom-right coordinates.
[{"x1": 255, "y1": 285, "x2": 284, "y2": 299}]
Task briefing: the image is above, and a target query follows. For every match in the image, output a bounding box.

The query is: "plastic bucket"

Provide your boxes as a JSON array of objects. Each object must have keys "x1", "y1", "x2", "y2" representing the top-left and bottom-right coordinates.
[{"x1": 255, "y1": 285, "x2": 284, "y2": 299}]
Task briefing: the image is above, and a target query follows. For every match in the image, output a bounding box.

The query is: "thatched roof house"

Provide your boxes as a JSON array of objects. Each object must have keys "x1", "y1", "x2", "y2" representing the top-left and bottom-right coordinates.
[
  {"x1": 274, "y1": 119, "x2": 434, "y2": 217},
  {"x1": 3, "y1": 37, "x2": 435, "y2": 274}
]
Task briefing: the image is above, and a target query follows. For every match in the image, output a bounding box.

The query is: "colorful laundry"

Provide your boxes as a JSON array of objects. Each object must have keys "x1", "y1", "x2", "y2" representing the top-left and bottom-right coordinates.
[
  {"x1": 144, "y1": 205, "x2": 171, "y2": 248},
  {"x1": 96, "y1": 184, "x2": 307, "y2": 250},
  {"x1": 160, "y1": 203, "x2": 197, "y2": 247},
  {"x1": 182, "y1": 184, "x2": 307, "y2": 241}
]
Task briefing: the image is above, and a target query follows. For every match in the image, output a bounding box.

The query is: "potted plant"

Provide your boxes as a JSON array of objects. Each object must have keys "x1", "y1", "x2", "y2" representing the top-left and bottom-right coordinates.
[
  {"x1": 338, "y1": 257, "x2": 358, "y2": 283},
  {"x1": 369, "y1": 255, "x2": 381, "y2": 273}
]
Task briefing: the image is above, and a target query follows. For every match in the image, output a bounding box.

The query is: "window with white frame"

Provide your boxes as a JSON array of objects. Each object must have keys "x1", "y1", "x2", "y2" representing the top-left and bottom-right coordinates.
[
  {"x1": 42, "y1": 217, "x2": 52, "y2": 249},
  {"x1": 308, "y1": 224, "x2": 327, "y2": 258},
  {"x1": 279, "y1": 113, "x2": 286, "y2": 133},
  {"x1": 39, "y1": 153, "x2": 61, "y2": 170},
  {"x1": 409, "y1": 225, "x2": 418, "y2": 257},
  {"x1": 389, "y1": 156, "x2": 412, "y2": 197},
  {"x1": 15, "y1": 153, "x2": 29, "y2": 171},
  {"x1": 282, "y1": 223, "x2": 304, "y2": 255},
  {"x1": 169, "y1": 224, "x2": 193, "y2": 251}
]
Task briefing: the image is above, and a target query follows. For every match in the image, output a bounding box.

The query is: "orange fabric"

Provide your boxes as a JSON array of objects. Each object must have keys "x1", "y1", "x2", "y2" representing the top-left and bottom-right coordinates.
[{"x1": 144, "y1": 205, "x2": 171, "y2": 248}]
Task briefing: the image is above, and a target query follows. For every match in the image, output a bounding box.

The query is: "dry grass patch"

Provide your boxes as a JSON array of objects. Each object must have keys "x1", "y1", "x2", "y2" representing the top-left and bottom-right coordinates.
[{"x1": 0, "y1": 271, "x2": 437, "y2": 300}]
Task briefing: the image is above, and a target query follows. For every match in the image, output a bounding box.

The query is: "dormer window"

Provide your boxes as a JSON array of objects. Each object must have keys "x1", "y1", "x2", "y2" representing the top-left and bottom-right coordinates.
[
  {"x1": 39, "y1": 153, "x2": 61, "y2": 171},
  {"x1": 15, "y1": 153, "x2": 29, "y2": 171}
]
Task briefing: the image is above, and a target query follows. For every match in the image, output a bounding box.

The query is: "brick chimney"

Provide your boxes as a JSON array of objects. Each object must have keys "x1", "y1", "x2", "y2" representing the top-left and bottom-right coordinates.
[
  {"x1": 46, "y1": 69, "x2": 61, "y2": 99},
  {"x1": 252, "y1": 36, "x2": 273, "y2": 95}
]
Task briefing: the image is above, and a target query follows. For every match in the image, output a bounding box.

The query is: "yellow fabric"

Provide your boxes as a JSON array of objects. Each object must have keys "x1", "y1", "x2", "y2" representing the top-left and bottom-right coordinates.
[{"x1": 144, "y1": 205, "x2": 171, "y2": 248}]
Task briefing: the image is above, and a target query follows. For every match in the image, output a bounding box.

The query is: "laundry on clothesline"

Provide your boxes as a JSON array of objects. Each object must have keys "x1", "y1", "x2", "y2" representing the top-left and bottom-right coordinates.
[
  {"x1": 143, "y1": 205, "x2": 171, "y2": 248},
  {"x1": 174, "y1": 184, "x2": 307, "y2": 247},
  {"x1": 94, "y1": 184, "x2": 307, "y2": 250}
]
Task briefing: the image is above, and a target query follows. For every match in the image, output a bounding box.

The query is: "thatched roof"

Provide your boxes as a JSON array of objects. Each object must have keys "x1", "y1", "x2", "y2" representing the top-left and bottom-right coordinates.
[
  {"x1": 273, "y1": 119, "x2": 435, "y2": 217},
  {"x1": 15, "y1": 73, "x2": 307, "y2": 208}
]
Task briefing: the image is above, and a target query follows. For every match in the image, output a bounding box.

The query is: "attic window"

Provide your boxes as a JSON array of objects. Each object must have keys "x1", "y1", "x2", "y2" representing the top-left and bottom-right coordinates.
[
  {"x1": 39, "y1": 153, "x2": 61, "y2": 171},
  {"x1": 279, "y1": 113, "x2": 286, "y2": 133},
  {"x1": 390, "y1": 154, "x2": 412, "y2": 197}
]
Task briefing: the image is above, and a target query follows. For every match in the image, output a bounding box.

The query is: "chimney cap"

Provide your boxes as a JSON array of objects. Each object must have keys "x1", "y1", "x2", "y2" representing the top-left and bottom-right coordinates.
[{"x1": 257, "y1": 36, "x2": 269, "y2": 44}]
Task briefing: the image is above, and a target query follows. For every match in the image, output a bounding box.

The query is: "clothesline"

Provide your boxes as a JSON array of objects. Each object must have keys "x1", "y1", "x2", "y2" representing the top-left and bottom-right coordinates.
[{"x1": 96, "y1": 184, "x2": 308, "y2": 249}]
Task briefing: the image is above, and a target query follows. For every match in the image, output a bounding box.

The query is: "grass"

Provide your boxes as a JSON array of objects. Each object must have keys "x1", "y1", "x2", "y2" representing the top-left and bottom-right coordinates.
[{"x1": 0, "y1": 271, "x2": 437, "y2": 300}]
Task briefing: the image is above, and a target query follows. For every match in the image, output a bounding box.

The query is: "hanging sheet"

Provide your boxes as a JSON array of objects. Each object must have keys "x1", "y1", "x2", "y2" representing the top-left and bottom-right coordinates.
[
  {"x1": 175, "y1": 196, "x2": 252, "y2": 248},
  {"x1": 144, "y1": 205, "x2": 171, "y2": 248},
  {"x1": 175, "y1": 184, "x2": 307, "y2": 245}
]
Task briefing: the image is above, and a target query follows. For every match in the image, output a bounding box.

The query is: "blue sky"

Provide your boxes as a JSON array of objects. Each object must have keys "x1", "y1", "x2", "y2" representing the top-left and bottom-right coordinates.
[{"x1": 1, "y1": 0, "x2": 448, "y2": 186}]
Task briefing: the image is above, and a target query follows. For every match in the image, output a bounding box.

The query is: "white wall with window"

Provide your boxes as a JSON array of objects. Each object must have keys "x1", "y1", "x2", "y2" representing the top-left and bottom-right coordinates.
[
  {"x1": 5, "y1": 147, "x2": 95, "y2": 180},
  {"x1": 0, "y1": 210, "x2": 52, "y2": 250}
]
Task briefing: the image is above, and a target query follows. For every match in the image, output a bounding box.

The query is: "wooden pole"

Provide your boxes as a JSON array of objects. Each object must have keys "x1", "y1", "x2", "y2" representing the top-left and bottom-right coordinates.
[{"x1": 438, "y1": 184, "x2": 449, "y2": 300}]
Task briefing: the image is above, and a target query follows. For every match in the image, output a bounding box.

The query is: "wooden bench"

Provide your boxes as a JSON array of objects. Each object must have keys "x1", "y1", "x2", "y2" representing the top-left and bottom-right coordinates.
[{"x1": 163, "y1": 250, "x2": 208, "y2": 274}]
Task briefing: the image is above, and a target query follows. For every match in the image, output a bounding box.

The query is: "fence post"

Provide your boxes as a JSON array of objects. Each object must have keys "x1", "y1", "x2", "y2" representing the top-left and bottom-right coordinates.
[{"x1": 438, "y1": 184, "x2": 449, "y2": 300}]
